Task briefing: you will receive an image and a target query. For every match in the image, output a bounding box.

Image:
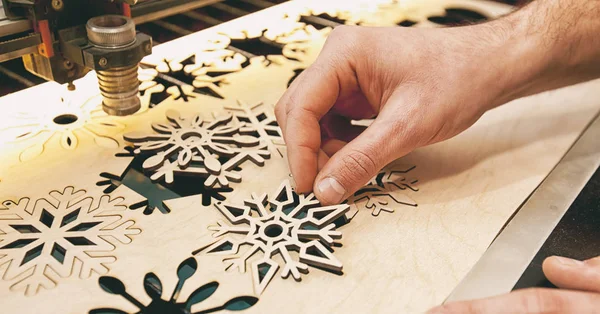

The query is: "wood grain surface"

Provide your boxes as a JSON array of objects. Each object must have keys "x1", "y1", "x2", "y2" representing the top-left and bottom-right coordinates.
[{"x1": 1, "y1": 0, "x2": 598, "y2": 313}]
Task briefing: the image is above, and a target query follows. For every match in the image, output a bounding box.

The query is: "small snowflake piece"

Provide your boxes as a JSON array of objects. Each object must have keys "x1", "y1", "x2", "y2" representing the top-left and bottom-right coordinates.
[
  {"x1": 0, "y1": 187, "x2": 140, "y2": 296},
  {"x1": 197, "y1": 180, "x2": 349, "y2": 294},
  {"x1": 0, "y1": 96, "x2": 124, "y2": 161},
  {"x1": 347, "y1": 166, "x2": 419, "y2": 217},
  {"x1": 124, "y1": 110, "x2": 271, "y2": 188},
  {"x1": 225, "y1": 100, "x2": 284, "y2": 154}
]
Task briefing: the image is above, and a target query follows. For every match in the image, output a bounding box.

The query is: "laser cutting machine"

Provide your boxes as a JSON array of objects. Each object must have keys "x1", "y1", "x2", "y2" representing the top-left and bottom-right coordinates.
[{"x1": 0, "y1": 0, "x2": 230, "y2": 117}]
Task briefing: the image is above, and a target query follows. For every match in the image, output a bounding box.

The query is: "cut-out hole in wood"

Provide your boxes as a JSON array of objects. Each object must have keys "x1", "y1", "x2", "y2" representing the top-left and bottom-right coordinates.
[
  {"x1": 52, "y1": 114, "x2": 79, "y2": 125},
  {"x1": 0, "y1": 187, "x2": 141, "y2": 296},
  {"x1": 97, "y1": 153, "x2": 233, "y2": 215},
  {"x1": 123, "y1": 110, "x2": 271, "y2": 189},
  {"x1": 90, "y1": 257, "x2": 258, "y2": 314},
  {"x1": 397, "y1": 20, "x2": 418, "y2": 27},
  {"x1": 427, "y1": 8, "x2": 488, "y2": 26},
  {"x1": 346, "y1": 166, "x2": 419, "y2": 217},
  {"x1": 227, "y1": 30, "x2": 289, "y2": 65},
  {"x1": 140, "y1": 55, "x2": 229, "y2": 104},
  {"x1": 299, "y1": 13, "x2": 350, "y2": 30},
  {"x1": 195, "y1": 180, "x2": 349, "y2": 295}
]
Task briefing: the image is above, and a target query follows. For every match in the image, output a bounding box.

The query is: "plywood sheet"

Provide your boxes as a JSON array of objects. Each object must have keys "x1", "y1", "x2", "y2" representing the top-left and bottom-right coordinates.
[{"x1": 1, "y1": 0, "x2": 598, "y2": 313}]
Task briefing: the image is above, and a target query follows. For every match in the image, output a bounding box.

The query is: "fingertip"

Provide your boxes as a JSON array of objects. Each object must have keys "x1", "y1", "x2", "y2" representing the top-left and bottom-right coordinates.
[
  {"x1": 314, "y1": 176, "x2": 346, "y2": 205},
  {"x1": 426, "y1": 304, "x2": 464, "y2": 314},
  {"x1": 543, "y1": 256, "x2": 583, "y2": 273},
  {"x1": 291, "y1": 169, "x2": 314, "y2": 194}
]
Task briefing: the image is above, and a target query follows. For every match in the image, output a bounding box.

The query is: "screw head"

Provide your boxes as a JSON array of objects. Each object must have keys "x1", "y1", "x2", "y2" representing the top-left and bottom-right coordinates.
[
  {"x1": 99, "y1": 58, "x2": 108, "y2": 67},
  {"x1": 52, "y1": 0, "x2": 64, "y2": 11},
  {"x1": 63, "y1": 60, "x2": 74, "y2": 70}
]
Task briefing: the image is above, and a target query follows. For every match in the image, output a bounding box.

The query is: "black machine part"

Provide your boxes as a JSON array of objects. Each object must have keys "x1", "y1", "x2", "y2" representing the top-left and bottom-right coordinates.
[{"x1": 1, "y1": 0, "x2": 151, "y2": 115}]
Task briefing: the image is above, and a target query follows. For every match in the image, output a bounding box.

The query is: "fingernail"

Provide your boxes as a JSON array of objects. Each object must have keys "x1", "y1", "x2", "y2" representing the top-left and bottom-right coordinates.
[
  {"x1": 317, "y1": 177, "x2": 346, "y2": 204},
  {"x1": 551, "y1": 256, "x2": 583, "y2": 268}
]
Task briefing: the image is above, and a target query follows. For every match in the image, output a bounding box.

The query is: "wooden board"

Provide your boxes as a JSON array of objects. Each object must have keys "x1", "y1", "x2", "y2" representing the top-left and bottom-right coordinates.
[{"x1": 1, "y1": 0, "x2": 599, "y2": 313}]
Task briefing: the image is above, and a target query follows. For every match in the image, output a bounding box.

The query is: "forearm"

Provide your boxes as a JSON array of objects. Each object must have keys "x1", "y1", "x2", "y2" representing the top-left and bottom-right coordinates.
[{"x1": 475, "y1": 0, "x2": 600, "y2": 108}]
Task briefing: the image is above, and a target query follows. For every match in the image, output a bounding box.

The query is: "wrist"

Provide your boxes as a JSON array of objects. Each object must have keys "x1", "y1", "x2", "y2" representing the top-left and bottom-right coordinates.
[{"x1": 480, "y1": 0, "x2": 600, "y2": 108}]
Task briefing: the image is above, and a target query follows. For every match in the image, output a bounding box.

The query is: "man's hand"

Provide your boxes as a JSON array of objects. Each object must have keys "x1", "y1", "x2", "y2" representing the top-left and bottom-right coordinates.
[
  {"x1": 428, "y1": 255, "x2": 600, "y2": 313},
  {"x1": 275, "y1": 0, "x2": 600, "y2": 205}
]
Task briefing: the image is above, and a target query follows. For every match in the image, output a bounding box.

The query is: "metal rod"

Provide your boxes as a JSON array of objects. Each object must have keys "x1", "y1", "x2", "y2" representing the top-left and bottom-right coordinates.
[
  {"x1": 133, "y1": 0, "x2": 224, "y2": 24},
  {"x1": 301, "y1": 15, "x2": 342, "y2": 29},
  {"x1": 226, "y1": 45, "x2": 257, "y2": 60},
  {"x1": 239, "y1": 0, "x2": 274, "y2": 9},
  {"x1": 211, "y1": 2, "x2": 251, "y2": 17},
  {"x1": 140, "y1": 62, "x2": 191, "y2": 86},
  {"x1": 151, "y1": 20, "x2": 193, "y2": 36},
  {"x1": 0, "y1": 64, "x2": 35, "y2": 87},
  {"x1": 182, "y1": 11, "x2": 223, "y2": 25},
  {"x1": 446, "y1": 111, "x2": 600, "y2": 302}
]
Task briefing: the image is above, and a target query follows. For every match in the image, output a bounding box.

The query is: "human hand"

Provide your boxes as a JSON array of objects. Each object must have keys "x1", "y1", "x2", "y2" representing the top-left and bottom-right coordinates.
[
  {"x1": 275, "y1": 0, "x2": 600, "y2": 205},
  {"x1": 428, "y1": 255, "x2": 600, "y2": 313},
  {"x1": 275, "y1": 23, "x2": 527, "y2": 204}
]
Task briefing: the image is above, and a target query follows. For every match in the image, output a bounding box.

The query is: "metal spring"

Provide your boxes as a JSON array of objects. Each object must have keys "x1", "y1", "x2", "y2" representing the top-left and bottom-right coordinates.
[{"x1": 96, "y1": 65, "x2": 141, "y2": 116}]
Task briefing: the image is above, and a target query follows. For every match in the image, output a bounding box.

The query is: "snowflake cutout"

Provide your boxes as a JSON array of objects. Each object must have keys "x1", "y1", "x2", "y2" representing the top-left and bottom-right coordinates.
[
  {"x1": 347, "y1": 166, "x2": 419, "y2": 217},
  {"x1": 226, "y1": 30, "x2": 290, "y2": 67},
  {"x1": 225, "y1": 100, "x2": 284, "y2": 155},
  {"x1": 0, "y1": 95, "x2": 124, "y2": 161},
  {"x1": 139, "y1": 55, "x2": 230, "y2": 105},
  {"x1": 196, "y1": 180, "x2": 349, "y2": 294},
  {"x1": 123, "y1": 110, "x2": 271, "y2": 189},
  {"x1": 280, "y1": 23, "x2": 331, "y2": 65},
  {"x1": 0, "y1": 187, "x2": 140, "y2": 296},
  {"x1": 97, "y1": 156, "x2": 233, "y2": 215},
  {"x1": 91, "y1": 257, "x2": 257, "y2": 314},
  {"x1": 298, "y1": 12, "x2": 353, "y2": 30}
]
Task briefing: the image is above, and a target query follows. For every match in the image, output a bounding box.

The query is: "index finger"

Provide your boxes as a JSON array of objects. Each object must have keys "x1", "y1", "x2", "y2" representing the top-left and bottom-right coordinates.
[
  {"x1": 277, "y1": 63, "x2": 340, "y2": 193},
  {"x1": 428, "y1": 288, "x2": 600, "y2": 314}
]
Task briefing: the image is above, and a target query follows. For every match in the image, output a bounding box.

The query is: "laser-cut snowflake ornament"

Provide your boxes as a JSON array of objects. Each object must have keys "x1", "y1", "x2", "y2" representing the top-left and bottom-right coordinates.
[
  {"x1": 197, "y1": 180, "x2": 349, "y2": 294},
  {"x1": 347, "y1": 166, "x2": 419, "y2": 217},
  {"x1": 91, "y1": 257, "x2": 257, "y2": 314},
  {"x1": 225, "y1": 100, "x2": 284, "y2": 155},
  {"x1": 124, "y1": 110, "x2": 271, "y2": 188},
  {"x1": 0, "y1": 95, "x2": 124, "y2": 161},
  {"x1": 0, "y1": 187, "x2": 140, "y2": 296}
]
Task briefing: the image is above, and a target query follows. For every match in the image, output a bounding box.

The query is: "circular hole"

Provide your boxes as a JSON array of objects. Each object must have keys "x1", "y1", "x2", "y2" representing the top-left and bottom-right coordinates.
[
  {"x1": 91, "y1": 15, "x2": 128, "y2": 28},
  {"x1": 53, "y1": 114, "x2": 78, "y2": 125},
  {"x1": 265, "y1": 224, "x2": 284, "y2": 238}
]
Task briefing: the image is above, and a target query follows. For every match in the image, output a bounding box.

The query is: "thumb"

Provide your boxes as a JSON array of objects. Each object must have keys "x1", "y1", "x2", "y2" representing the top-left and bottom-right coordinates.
[
  {"x1": 428, "y1": 288, "x2": 600, "y2": 314},
  {"x1": 313, "y1": 113, "x2": 411, "y2": 205},
  {"x1": 543, "y1": 255, "x2": 600, "y2": 293}
]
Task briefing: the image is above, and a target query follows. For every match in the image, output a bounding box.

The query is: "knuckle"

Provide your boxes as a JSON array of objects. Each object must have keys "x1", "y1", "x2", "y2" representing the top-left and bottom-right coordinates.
[
  {"x1": 286, "y1": 103, "x2": 306, "y2": 119},
  {"x1": 522, "y1": 288, "x2": 563, "y2": 312},
  {"x1": 285, "y1": 94, "x2": 301, "y2": 116},
  {"x1": 430, "y1": 303, "x2": 473, "y2": 314},
  {"x1": 325, "y1": 25, "x2": 361, "y2": 56},
  {"x1": 336, "y1": 148, "x2": 378, "y2": 187},
  {"x1": 328, "y1": 25, "x2": 357, "y2": 41},
  {"x1": 274, "y1": 103, "x2": 284, "y2": 120}
]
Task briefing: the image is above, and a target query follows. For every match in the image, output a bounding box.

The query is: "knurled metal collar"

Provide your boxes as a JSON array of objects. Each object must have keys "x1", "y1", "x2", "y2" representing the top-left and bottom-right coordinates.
[{"x1": 86, "y1": 15, "x2": 136, "y2": 48}]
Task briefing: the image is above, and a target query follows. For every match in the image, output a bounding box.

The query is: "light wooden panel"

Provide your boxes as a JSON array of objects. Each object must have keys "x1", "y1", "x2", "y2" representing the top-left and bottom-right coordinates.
[{"x1": 2, "y1": 0, "x2": 598, "y2": 313}]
